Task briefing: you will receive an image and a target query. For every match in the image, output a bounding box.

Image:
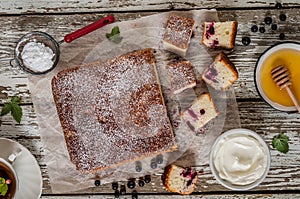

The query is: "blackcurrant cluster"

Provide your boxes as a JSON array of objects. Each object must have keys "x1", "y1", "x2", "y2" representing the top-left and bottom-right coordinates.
[
  {"x1": 111, "y1": 182, "x2": 126, "y2": 198},
  {"x1": 242, "y1": 2, "x2": 287, "y2": 46},
  {"x1": 107, "y1": 175, "x2": 151, "y2": 198}
]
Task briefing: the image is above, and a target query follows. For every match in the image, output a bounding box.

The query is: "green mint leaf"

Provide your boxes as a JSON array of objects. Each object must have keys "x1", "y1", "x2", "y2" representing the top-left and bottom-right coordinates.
[
  {"x1": 1, "y1": 103, "x2": 11, "y2": 116},
  {"x1": 278, "y1": 133, "x2": 289, "y2": 142},
  {"x1": 111, "y1": 26, "x2": 120, "y2": 35},
  {"x1": 0, "y1": 178, "x2": 8, "y2": 196},
  {"x1": 0, "y1": 184, "x2": 8, "y2": 196},
  {"x1": 272, "y1": 133, "x2": 289, "y2": 154},
  {"x1": 0, "y1": 96, "x2": 22, "y2": 124},
  {"x1": 106, "y1": 26, "x2": 122, "y2": 44},
  {"x1": 106, "y1": 26, "x2": 120, "y2": 38},
  {"x1": 11, "y1": 103, "x2": 22, "y2": 124},
  {"x1": 11, "y1": 96, "x2": 21, "y2": 104}
]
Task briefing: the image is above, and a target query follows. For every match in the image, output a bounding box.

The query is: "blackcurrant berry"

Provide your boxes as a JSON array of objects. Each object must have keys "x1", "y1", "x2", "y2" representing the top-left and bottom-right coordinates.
[
  {"x1": 94, "y1": 180, "x2": 101, "y2": 187},
  {"x1": 127, "y1": 180, "x2": 136, "y2": 189},
  {"x1": 138, "y1": 180, "x2": 145, "y2": 187},
  {"x1": 271, "y1": 24, "x2": 278, "y2": 30},
  {"x1": 264, "y1": 17, "x2": 272, "y2": 25},
  {"x1": 156, "y1": 155, "x2": 163, "y2": 164},
  {"x1": 259, "y1": 27, "x2": 265, "y2": 33},
  {"x1": 279, "y1": 33, "x2": 285, "y2": 40},
  {"x1": 275, "y1": 2, "x2": 283, "y2": 9},
  {"x1": 251, "y1": 25, "x2": 258, "y2": 32},
  {"x1": 144, "y1": 175, "x2": 151, "y2": 183},
  {"x1": 135, "y1": 162, "x2": 142, "y2": 172},
  {"x1": 279, "y1": 14, "x2": 287, "y2": 21},
  {"x1": 242, "y1": 37, "x2": 251, "y2": 46},
  {"x1": 114, "y1": 190, "x2": 120, "y2": 198},
  {"x1": 150, "y1": 160, "x2": 157, "y2": 169},
  {"x1": 120, "y1": 185, "x2": 126, "y2": 195},
  {"x1": 200, "y1": 109, "x2": 205, "y2": 115},
  {"x1": 132, "y1": 190, "x2": 138, "y2": 199},
  {"x1": 112, "y1": 182, "x2": 118, "y2": 190}
]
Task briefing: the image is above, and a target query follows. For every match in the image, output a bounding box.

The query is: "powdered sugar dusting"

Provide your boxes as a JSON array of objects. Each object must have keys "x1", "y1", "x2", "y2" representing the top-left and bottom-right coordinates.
[
  {"x1": 52, "y1": 48, "x2": 176, "y2": 171},
  {"x1": 21, "y1": 41, "x2": 55, "y2": 72},
  {"x1": 165, "y1": 61, "x2": 196, "y2": 94},
  {"x1": 163, "y1": 15, "x2": 194, "y2": 49}
]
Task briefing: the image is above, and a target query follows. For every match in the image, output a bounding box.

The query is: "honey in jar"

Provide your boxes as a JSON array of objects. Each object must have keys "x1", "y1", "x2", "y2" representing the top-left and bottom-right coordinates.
[{"x1": 260, "y1": 48, "x2": 300, "y2": 107}]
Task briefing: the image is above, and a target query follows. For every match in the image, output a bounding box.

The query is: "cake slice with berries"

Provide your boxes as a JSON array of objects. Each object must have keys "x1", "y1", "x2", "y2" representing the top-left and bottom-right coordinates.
[
  {"x1": 181, "y1": 93, "x2": 219, "y2": 132},
  {"x1": 202, "y1": 52, "x2": 238, "y2": 90},
  {"x1": 165, "y1": 61, "x2": 196, "y2": 94},
  {"x1": 202, "y1": 21, "x2": 238, "y2": 49},
  {"x1": 163, "y1": 164, "x2": 198, "y2": 195},
  {"x1": 163, "y1": 15, "x2": 195, "y2": 57}
]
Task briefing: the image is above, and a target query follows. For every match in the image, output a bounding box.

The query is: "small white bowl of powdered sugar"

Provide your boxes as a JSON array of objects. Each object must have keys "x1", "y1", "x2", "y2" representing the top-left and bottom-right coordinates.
[{"x1": 12, "y1": 31, "x2": 60, "y2": 75}]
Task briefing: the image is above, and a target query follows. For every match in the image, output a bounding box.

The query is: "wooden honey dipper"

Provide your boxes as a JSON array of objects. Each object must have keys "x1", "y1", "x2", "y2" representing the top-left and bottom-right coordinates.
[{"x1": 271, "y1": 65, "x2": 300, "y2": 113}]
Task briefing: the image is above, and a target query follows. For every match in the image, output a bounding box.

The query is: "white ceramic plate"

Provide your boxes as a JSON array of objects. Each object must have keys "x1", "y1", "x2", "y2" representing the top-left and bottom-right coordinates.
[{"x1": 0, "y1": 138, "x2": 42, "y2": 199}]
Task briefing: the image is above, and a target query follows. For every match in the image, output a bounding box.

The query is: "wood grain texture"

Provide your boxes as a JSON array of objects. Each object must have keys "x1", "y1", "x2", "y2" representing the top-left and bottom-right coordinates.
[
  {"x1": 1, "y1": 0, "x2": 300, "y2": 15},
  {"x1": 40, "y1": 194, "x2": 300, "y2": 199},
  {"x1": 1, "y1": 1, "x2": 300, "y2": 197},
  {"x1": 1, "y1": 9, "x2": 300, "y2": 103}
]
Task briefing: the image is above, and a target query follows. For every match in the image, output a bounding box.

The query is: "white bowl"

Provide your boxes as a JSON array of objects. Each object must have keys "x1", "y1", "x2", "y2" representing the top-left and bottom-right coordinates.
[
  {"x1": 254, "y1": 42, "x2": 300, "y2": 112},
  {"x1": 209, "y1": 128, "x2": 270, "y2": 191}
]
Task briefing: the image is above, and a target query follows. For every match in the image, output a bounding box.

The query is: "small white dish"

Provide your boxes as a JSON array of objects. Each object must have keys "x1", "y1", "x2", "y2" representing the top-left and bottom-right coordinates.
[
  {"x1": 0, "y1": 138, "x2": 42, "y2": 199},
  {"x1": 254, "y1": 42, "x2": 300, "y2": 112},
  {"x1": 209, "y1": 128, "x2": 270, "y2": 191}
]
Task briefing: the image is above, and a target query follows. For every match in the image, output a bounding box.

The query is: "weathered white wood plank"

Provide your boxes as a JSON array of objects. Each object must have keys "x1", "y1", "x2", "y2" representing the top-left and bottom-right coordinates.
[
  {"x1": 0, "y1": 105, "x2": 39, "y2": 137},
  {"x1": 1, "y1": 9, "x2": 300, "y2": 103},
  {"x1": 1, "y1": 6, "x2": 300, "y2": 197},
  {"x1": 1, "y1": 0, "x2": 300, "y2": 15},
  {"x1": 40, "y1": 194, "x2": 300, "y2": 199}
]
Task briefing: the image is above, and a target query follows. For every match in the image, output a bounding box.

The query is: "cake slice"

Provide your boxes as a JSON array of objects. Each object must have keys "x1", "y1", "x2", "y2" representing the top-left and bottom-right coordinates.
[
  {"x1": 202, "y1": 21, "x2": 238, "y2": 49},
  {"x1": 181, "y1": 93, "x2": 219, "y2": 132},
  {"x1": 163, "y1": 164, "x2": 198, "y2": 195},
  {"x1": 165, "y1": 61, "x2": 196, "y2": 94},
  {"x1": 52, "y1": 48, "x2": 177, "y2": 172},
  {"x1": 202, "y1": 52, "x2": 238, "y2": 90},
  {"x1": 163, "y1": 15, "x2": 195, "y2": 57}
]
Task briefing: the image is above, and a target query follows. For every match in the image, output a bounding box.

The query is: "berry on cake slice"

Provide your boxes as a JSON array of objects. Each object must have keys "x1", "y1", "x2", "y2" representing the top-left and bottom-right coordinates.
[
  {"x1": 163, "y1": 15, "x2": 195, "y2": 57},
  {"x1": 163, "y1": 164, "x2": 198, "y2": 195},
  {"x1": 202, "y1": 52, "x2": 238, "y2": 90},
  {"x1": 165, "y1": 61, "x2": 196, "y2": 94},
  {"x1": 180, "y1": 93, "x2": 219, "y2": 132},
  {"x1": 202, "y1": 21, "x2": 238, "y2": 49}
]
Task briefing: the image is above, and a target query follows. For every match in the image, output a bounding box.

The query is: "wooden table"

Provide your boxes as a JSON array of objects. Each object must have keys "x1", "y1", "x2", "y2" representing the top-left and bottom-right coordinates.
[{"x1": 1, "y1": 0, "x2": 300, "y2": 198}]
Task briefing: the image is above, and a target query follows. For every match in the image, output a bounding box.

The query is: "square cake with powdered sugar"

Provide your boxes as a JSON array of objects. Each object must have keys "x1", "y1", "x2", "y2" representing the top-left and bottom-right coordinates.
[
  {"x1": 51, "y1": 48, "x2": 177, "y2": 172},
  {"x1": 165, "y1": 61, "x2": 196, "y2": 94},
  {"x1": 163, "y1": 15, "x2": 195, "y2": 57}
]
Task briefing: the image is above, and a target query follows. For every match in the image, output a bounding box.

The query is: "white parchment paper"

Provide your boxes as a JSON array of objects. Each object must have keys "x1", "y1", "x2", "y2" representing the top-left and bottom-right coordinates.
[{"x1": 27, "y1": 10, "x2": 240, "y2": 193}]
